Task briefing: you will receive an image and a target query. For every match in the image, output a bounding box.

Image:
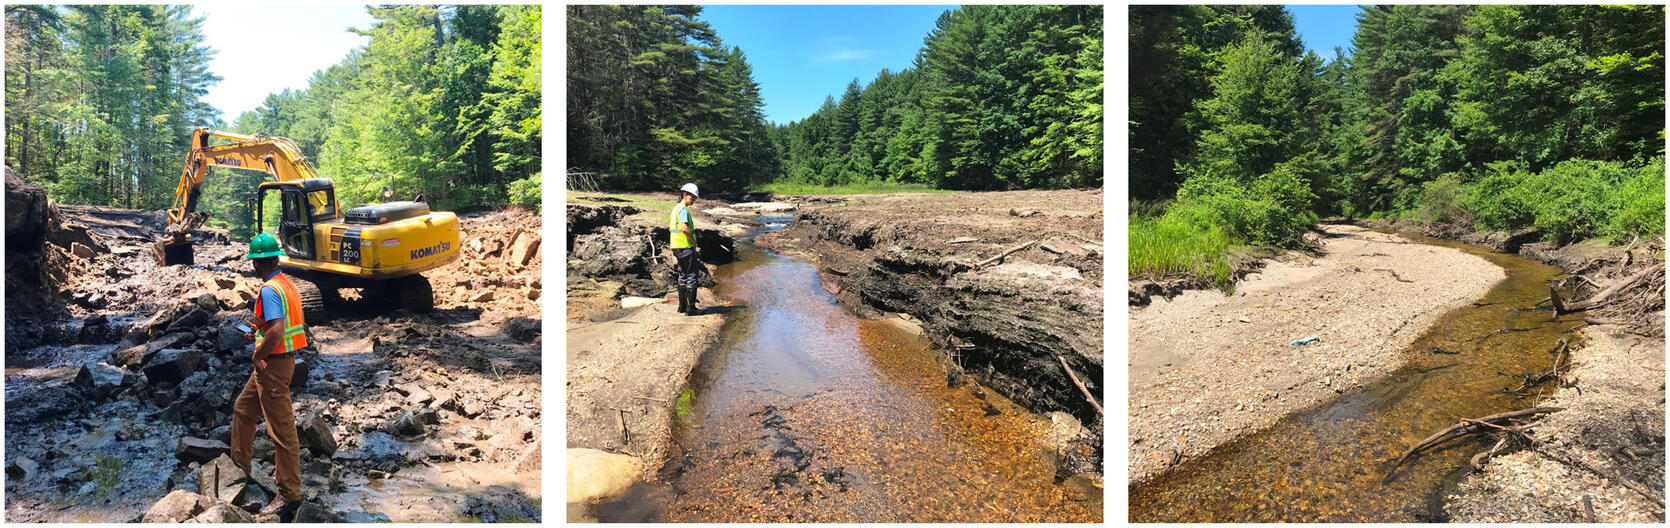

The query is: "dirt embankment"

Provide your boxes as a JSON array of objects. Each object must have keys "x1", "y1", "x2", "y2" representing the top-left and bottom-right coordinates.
[
  {"x1": 4, "y1": 170, "x2": 543, "y2": 523},
  {"x1": 1127, "y1": 224, "x2": 1506, "y2": 485},
  {"x1": 757, "y1": 190, "x2": 1105, "y2": 454}
]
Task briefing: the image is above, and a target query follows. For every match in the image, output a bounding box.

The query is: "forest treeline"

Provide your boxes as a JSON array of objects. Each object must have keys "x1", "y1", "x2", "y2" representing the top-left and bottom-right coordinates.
[
  {"x1": 1130, "y1": 5, "x2": 1665, "y2": 286},
  {"x1": 5, "y1": 5, "x2": 219, "y2": 209},
  {"x1": 4, "y1": 5, "x2": 541, "y2": 238},
  {"x1": 565, "y1": 4, "x2": 1103, "y2": 193}
]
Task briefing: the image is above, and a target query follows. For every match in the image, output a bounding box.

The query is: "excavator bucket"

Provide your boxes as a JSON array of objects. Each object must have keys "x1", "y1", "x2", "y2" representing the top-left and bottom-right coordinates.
[
  {"x1": 154, "y1": 236, "x2": 194, "y2": 266},
  {"x1": 155, "y1": 212, "x2": 208, "y2": 266}
]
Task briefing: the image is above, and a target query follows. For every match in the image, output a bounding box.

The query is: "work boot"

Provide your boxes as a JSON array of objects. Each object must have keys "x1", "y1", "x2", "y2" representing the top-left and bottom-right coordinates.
[
  {"x1": 259, "y1": 496, "x2": 300, "y2": 517},
  {"x1": 686, "y1": 287, "x2": 700, "y2": 316},
  {"x1": 675, "y1": 286, "x2": 689, "y2": 313}
]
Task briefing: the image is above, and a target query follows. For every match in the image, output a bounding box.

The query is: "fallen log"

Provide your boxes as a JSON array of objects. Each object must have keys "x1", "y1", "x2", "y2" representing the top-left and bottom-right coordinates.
[
  {"x1": 1383, "y1": 407, "x2": 1562, "y2": 484},
  {"x1": 1552, "y1": 266, "x2": 1660, "y2": 315},
  {"x1": 976, "y1": 240, "x2": 1037, "y2": 268}
]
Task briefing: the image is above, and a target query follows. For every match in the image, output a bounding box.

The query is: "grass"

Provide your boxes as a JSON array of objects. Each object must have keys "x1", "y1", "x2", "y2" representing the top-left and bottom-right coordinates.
[
  {"x1": 748, "y1": 181, "x2": 951, "y2": 195},
  {"x1": 566, "y1": 191, "x2": 673, "y2": 226},
  {"x1": 1129, "y1": 213, "x2": 1238, "y2": 289},
  {"x1": 92, "y1": 455, "x2": 122, "y2": 492},
  {"x1": 675, "y1": 386, "x2": 695, "y2": 420}
]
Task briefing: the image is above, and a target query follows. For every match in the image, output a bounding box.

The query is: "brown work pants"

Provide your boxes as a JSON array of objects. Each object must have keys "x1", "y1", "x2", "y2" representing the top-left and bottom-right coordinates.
[{"x1": 229, "y1": 356, "x2": 302, "y2": 501}]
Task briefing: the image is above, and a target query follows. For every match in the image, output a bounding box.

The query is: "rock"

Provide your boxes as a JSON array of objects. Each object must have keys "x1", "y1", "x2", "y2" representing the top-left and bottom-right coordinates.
[
  {"x1": 468, "y1": 290, "x2": 495, "y2": 303},
  {"x1": 114, "y1": 331, "x2": 195, "y2": 368},
  {"x1": 49, "y1": 222, "x2": 104, "y2": 254},
  {"x1": 163, "y1": 308, "x2": 212, "y2": 335},
  {"x1": 732, "y1": 201, "x2": 797, "y2": 213},
  {"x1": 193, "y1": 292, "x2": 219, "y2": 312},
  {"x1": 194, "y1": 503, "x2": 256, "y2": 523},
  {"x1": 1009, "y1": 207, "x2": 1041, "y2": 217},
  {"x1": 143, "y1": 348, "x2": 205, "y2": 385},
  {"x1": 297, "y1": 413, "x2": 338, "y2": 456},
  {"x1": 404, "y1": 386, "x2": 434, "y2": 406},
  {"x1": 217, "y1": 325, "x2": 247, "y2": 353},
  {"x1": 566, "y1": 448, "x2": 645, "y2": 503},
  {"x1": 390, "y1": 412, "x2": 426, "y2": 437},
  {"x1": 513, "y1": 438, "x2": 541, "y2": 474},
  {"x1": 75, "y1": 361, "x2": 127, "y2": 399},
  {"x1": 6, "y1": 169, "x2": 55, "y2": 250},
  {"x1": 620, "y1": 296, "x2": 662, "y2": 309},
  {"x1": 176, "y1": 437, "x2": 231, "y2": 464},
  {"x1": 292, "y1": 501, "x2": 335, "y2": 523},
  {"x1": 507, "y1": 230, "x2": 542, "y2": 267},
  {"x1": 1045, "y1": 411, "x2": 1091, "y2": 451},
  {"x1": 291, "y1": 358, "x2": 310, "y2": 389},
  {"x1": 192, "y1": 454, "x2": 248, "y2": 503},
  {"x1": 7, "y1": 457, "x2": 38, "y2": 481},
  {"x1": 70, "y1": 241, "x2": 96, "y2": 259},
  {"x1": 141, "y1": 489, "x2": 213, "y2": 523}
]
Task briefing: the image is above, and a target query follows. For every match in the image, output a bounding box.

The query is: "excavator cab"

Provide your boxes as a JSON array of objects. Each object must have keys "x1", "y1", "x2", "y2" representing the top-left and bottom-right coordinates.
[{"x1": 255, "y1": 179, "x2": 338, "y2": 261}]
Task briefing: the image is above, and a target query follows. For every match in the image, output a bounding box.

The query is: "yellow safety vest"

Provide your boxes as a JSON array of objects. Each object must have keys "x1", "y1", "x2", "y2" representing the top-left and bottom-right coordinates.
[
  {"x1": 253, "y1": 273, "x2": 308, "y2": 352},
  {"x1": 669, "y1": 202, "x2": 693, "y2": 249}
]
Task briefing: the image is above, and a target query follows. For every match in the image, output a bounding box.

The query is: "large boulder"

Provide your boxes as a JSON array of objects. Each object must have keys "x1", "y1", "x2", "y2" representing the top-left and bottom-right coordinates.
[
  {"x1": 175, "y1": 436, "x2": 230, "y2": 464},
  {"x1": 74, "y1": 361, "x2": 127, "y2": 399},
  {"x1": 297, "y1": 412, "x2": 338, "y2": 456},
  {"x1": 192, "y1": 454, "x2": 248, "y2": 503},
  {"x1": 142, "y1": 349, "x2": 205, "y2": 385},
  {"x1": 163, "y1": 308, "x2": 212, "y2": 335},
  {"x1": 113, "y1": 332, "x2": 195, "y2": 369},
  {"x1": 193, "y1": 503, "x2": 256, "y2": 523},
  {"x1": 507, "y1": 230, "x2": 542, "y2": 267},
  {"x1": 292, "y1": 501, "x2": 336, "y2": 523},
  {"x1": 4, "y1": 168, "x2": 55, "y2": 252},
  {"x1": 513, "y1": 437, "x2": 541, "y2": 474},
  {"x1": 141, "y1": 489, "x2": 212, "y2": 523},
  {"x1": 566, "y1": 448, "x2": 644, "y2": 503}
]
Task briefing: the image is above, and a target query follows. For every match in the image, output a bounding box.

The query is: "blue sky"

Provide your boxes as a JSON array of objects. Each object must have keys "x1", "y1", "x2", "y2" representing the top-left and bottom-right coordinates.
[
  {"x1": 194, "y1": 4, "x2": 374, "y2": 122},
  {"x1": 1288, "y1": 5, "x2": 1364, "y2": 59},
  {"x1": 698, "y1": 5, "x2": 953, "y2": 125}
]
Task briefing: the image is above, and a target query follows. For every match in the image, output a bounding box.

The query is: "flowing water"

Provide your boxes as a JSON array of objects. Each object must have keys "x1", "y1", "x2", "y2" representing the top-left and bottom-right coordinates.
[
  {"x1": 1130, "y1": 233, "x2": 1581, "y2": 522},
  {"x1": 595, "y1": 223, "x2": 1100, "y2": 523}
]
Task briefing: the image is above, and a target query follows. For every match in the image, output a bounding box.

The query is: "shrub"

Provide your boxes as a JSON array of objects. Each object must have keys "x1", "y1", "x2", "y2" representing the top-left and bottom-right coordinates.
[
  {"x1": 508, "y1": 172, "x2": 541, "y2": 215},
  {"x1": 1411, "y1": 173, "x2": 1473, "y2": 225},
  {"x1": 1605, "y1": 158, "x2": 1666, "y2": 241}
]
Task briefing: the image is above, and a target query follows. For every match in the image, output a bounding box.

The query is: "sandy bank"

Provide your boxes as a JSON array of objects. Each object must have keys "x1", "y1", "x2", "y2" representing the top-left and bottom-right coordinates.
[{"x1": 1128, "y1": 224, "x2": 1506, "y2": 484}]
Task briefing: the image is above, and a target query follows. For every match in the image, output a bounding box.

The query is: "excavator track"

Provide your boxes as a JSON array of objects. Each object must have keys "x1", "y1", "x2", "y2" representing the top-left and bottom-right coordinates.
[
  {"x1": 288, "y1": 276, "x2": 329, "y2": 323},
  {"x1": 394, "y1": 274, "x2": 435, "y2": 314}
]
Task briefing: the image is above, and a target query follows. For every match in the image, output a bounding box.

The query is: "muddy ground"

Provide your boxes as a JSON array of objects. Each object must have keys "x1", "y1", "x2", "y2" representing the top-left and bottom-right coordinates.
[
  {"x1": 1127, "y1": 224, "x2": 1505, "y2": 484},
  {"x1": 3, "y1": 172, "x2": 542, "y2": 523},
  {"x1": 759, "y1": 190, "x2": 1105, "y2": 433}
]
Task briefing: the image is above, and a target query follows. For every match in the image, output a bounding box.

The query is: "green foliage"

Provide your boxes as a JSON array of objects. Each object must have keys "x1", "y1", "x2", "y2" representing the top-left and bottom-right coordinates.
[
  {"x1": 6, "y1": 5, "x2": 220, "y2": 208},
  {"x1": 1466, "y1": 158, "x2": 1665, "y2": 244},
  {"x1": 567, "y1": 6, "x2": 777, "y2": 192},
  {"x1": 92, "y1": 455, "x2": 122, "y2": 491},
  {"x1": 776, "y1": 5, "x2": 1103, "y2": 191},
  {"x1": 1410, "y1": 173, "x2": 1473, "y2": 226},
  {"x1": 6, "y1": 6, "x2": 540, "y2": 215},
  {"x1": 507, "y1": 172, "x2": 541, "y2": 214}
]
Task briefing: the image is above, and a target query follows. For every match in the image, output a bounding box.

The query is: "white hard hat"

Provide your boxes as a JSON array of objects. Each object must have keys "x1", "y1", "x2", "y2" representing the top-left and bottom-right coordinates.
[{"x1": 680, "y1": 183, "x2": 700, "y2": 198}]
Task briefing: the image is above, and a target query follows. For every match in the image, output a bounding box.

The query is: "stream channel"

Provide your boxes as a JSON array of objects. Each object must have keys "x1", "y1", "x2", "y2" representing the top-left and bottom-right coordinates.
[
  {"x1": 1130, "y1": 232, "x2": 1581, "y2": 522},
  {"x1": 596, "y1": 218, "x2": 1100, "y2": 523}
]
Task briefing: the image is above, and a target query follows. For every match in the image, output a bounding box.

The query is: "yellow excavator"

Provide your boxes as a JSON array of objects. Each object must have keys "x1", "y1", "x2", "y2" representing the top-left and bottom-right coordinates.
[{"x1": 156, "y1": 127, "x2": 461, "y2": 316}]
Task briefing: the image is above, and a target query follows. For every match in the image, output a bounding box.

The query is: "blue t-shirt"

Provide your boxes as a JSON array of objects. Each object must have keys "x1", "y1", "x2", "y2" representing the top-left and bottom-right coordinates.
[{"x1": 259, "y1": 270, "x2": 285, "y2": 323}]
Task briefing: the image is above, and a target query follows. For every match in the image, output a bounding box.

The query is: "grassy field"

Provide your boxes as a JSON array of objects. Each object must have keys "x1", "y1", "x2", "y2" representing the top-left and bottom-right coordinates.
[{"x1": 566, "y1": 191, "x2": 674, "y2": 226}]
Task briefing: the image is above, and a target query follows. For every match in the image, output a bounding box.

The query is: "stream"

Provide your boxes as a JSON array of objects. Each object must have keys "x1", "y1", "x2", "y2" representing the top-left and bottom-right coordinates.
[
  {"x1": 1130, "y1": 232, "x2": 1581, "y2": 522},
  {"x1": 595, "y1": 219, "x2": 1099, "y2": 523}
]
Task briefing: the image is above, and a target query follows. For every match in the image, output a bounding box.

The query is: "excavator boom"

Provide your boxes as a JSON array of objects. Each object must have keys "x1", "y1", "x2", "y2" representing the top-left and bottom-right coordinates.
[{"x1": 157, "y1": 127, "x2": 326, "y2": 265}]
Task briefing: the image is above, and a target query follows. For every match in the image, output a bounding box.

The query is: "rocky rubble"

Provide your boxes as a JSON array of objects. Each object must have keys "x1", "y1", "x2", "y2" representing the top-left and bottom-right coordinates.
[{"x1": 6, "y1": 200, "x2": 544, "y2": 522}]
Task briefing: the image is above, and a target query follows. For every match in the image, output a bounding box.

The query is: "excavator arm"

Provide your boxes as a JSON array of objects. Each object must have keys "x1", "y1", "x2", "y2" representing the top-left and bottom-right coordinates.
[{"x1": 156, "y1": 127, "x2": 325, "y2": 265}]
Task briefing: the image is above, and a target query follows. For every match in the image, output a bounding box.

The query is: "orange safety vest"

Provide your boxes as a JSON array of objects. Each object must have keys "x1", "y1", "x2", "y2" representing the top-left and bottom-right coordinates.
[{"x1": 253, "y1": 273, "x2": 308, "y2": 353}]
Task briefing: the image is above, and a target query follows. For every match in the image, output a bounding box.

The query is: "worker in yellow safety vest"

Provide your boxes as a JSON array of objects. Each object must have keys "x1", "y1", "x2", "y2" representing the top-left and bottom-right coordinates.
[
  {"x1": 671, "y1": 183, "x2": 702, "y2": 315},
  {"x1": 231, "y1": 233, "x2": 306, "y2": 515}
]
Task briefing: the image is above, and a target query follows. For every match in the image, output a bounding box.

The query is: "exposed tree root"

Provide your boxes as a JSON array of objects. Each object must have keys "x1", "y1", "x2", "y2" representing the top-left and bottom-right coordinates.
[{"x1": 1383, "y1": 407, "x2": 1563, "y2": 484}]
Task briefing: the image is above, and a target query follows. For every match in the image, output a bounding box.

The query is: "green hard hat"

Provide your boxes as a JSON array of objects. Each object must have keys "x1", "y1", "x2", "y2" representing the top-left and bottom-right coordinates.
[{"x1": 245, "y1": 233, "x2": 285, "y2": 259}]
